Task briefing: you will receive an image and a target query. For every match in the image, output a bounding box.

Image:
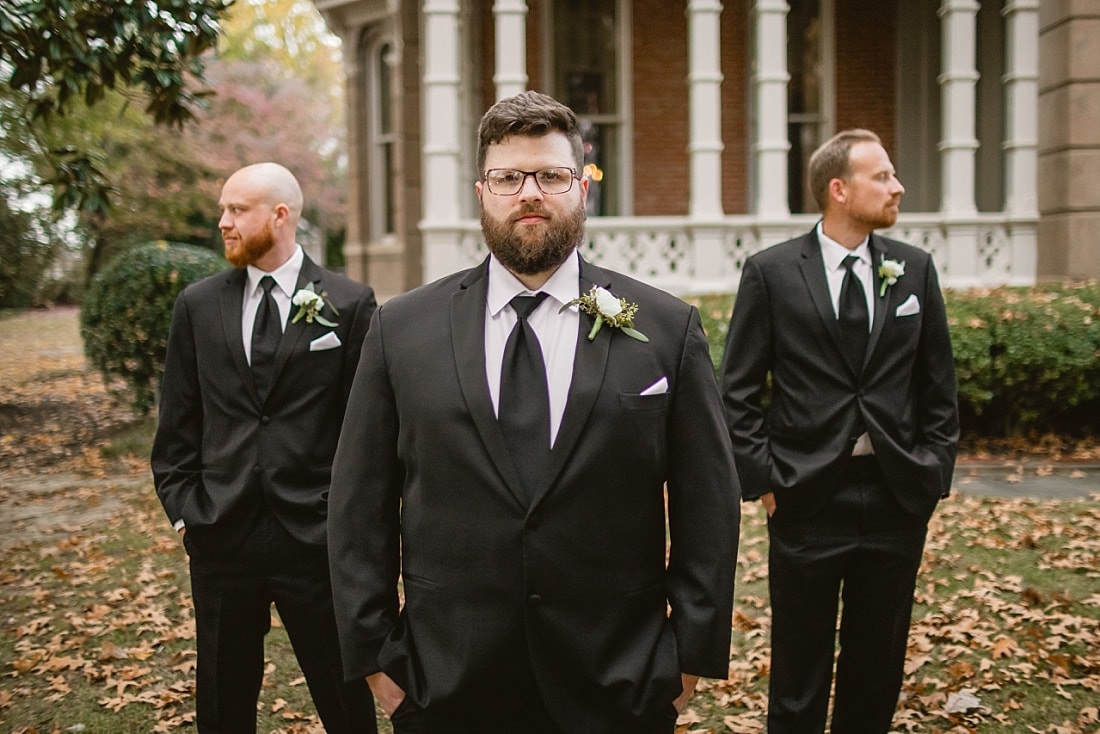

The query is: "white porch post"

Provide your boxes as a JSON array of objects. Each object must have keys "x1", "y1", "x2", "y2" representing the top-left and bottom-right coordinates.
[
  {"x1": 687, "y1": 0, "x2": 727, "y2": 290},
  {"x1": 493, "y1": 0, "x2": 528, "y2": 100},
  {"x1": 752, "y1": 0, "x2": 790, "y2": 220},
  {"x1": 1003, "y1": 0, "x2": 1039, "y2": 285},
  {"x1": 421, "y1": 0, "x2": 465, "y2": 282},
  {"x1": 688, "y1": 0, "x2": 724, "y2": 220},
  {"x1": 938, "y1": 0, "x2": 980, "y2": 286}
]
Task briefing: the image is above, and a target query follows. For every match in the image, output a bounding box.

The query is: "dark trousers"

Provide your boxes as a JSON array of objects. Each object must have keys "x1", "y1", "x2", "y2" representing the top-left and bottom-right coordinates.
[
  {"x1": 766, "y1": 457, "x2": 928, "y2": 734},
  {"x1": 188, "y1": 511, "x2": 376, "y2": 734},
  {"x1": 389, "y1": 666, "x2": 677, "y2": 734},
  {"x1": 392, "y1": 705, "x2": 677, "y2": 734}
]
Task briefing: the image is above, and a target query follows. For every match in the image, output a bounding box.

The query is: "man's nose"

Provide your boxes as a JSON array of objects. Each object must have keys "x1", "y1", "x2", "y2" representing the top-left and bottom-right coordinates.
[{"x1": 516, "y1": 173, "x2": 544, "y2": 201}]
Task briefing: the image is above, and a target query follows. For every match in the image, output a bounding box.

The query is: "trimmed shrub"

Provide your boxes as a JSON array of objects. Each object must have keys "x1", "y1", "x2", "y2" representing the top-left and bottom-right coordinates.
[
  {"x1": 81, "y1": 241, "x2": 226, "y2": 414},
  {"x1": 694, "y1": 281, "x2": 1100, "y2": 439},
  {"x1": 945, "y1": 282, "x2": 1100, "y2": 436}
]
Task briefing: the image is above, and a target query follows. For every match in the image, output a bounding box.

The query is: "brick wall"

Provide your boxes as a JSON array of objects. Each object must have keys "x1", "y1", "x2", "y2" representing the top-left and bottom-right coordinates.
[
  {"x1": 834, "y1": 0, "x2": 898, "y2": 158},
  {"x1": 632, "y1": 1, "x2": 691, "y2": 215}
]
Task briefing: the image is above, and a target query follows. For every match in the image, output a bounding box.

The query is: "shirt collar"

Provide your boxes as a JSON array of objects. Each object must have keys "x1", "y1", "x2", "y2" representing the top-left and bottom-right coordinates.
[
  {"x1": 487, "y1": 250, "x2": 581, "y2": 317},
  {"x1": 817, "y1": 222, "x2": 870, "y2": 272},
  {"x1": 247, "y1": 245, "x2": 304, "y2": 298}
]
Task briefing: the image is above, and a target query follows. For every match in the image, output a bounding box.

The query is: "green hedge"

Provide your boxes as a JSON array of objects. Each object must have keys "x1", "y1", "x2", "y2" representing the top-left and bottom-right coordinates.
[
  {"x1": 81, "y1": 242, "x2": 226, "y2": 414},
  {"x1": 688, "y1": 281, "x2": 1100, "y2": 438},
  {"x1": 946, "y1": 282, "x2": 1100, "y2": 436}
]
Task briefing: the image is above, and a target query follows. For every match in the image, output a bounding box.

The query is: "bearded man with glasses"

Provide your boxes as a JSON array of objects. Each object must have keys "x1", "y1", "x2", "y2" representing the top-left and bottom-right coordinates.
[{"x1": 328, "y1": 91, "x2": 740, "y2": 734}]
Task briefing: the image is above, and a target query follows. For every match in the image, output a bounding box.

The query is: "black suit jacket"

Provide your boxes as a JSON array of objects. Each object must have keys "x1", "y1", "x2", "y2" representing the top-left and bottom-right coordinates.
[
  {"x1": 328, "y1": 256, "x2": 739, "y2": 731},
  {"x1": 719, "y1": 227, "x2": 959, "y2": 519},
  {"x1": 151, "y1": 255, "x2": 376, "y2": 554}
]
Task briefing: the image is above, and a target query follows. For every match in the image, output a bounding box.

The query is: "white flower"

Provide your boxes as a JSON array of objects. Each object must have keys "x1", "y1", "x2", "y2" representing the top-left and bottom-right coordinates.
[
  {"x1": 292, "y1": 290, "x2": 323, "y2": 308},
  {"x1": 593, "y1": 286, "x2": 624, "y2": 318},
  {"x1": 878, "y1": 258, "x2": 906, "y2": 297},
  {"x1": 291, "y1": 283, "x2": 339, "y2": 327},
  {"x1": 560, "y1": 285, "x2": 648, "y2": 343}
]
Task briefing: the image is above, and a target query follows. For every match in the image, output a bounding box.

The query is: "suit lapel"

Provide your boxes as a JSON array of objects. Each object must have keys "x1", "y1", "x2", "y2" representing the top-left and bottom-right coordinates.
[
  {"x1": 267, "y1": 256, "x2": 319, "y2": 394},
  {"x1": 798, "y1": 230, "x2": 852, "y2": 374},
  {"x1": 219, "y1": 268, "x2": 261, "y2": 405},
  {"x1": 532, "y1": 259, "x2": 612, "y2": 509},
  {"x1": 865, "y1": 235, "x2": 889, "y2": 368},
  {"x1": 450, "y1": 259, "x2": 529, "y2": 508}
]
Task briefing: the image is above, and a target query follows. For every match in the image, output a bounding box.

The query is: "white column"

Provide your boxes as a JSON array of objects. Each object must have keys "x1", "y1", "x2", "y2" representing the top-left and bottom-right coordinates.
[
  {"x1": 753, "y1": 0, "x2": 790, "y2": 219},
  {"x1": 687, "y1": 0, "x2": 724, "y2": 220},
  {"x1": 1002, "y1": 0, "x2": 1039, "y2": 285},
  {"x1": 422, "y1": 0, "x2": 465, "y2": 281},
  {"x1": 493, "y1": 0, "x2": 528, "y2": 100},
  {"x1": 687, "y1": 0, "x2": 726, "y2": 286},
  {"x1": 938, "y1": 0, "x2": 980, "y2": 216},
  {"x1": 938, "y1": 0, "x2": 980, "y2": 287}
]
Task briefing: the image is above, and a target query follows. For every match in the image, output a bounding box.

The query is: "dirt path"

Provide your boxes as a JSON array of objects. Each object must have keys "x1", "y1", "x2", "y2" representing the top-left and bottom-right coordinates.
[{"x1": 0, "y1": 307, "x2": 149, "y2": 547}]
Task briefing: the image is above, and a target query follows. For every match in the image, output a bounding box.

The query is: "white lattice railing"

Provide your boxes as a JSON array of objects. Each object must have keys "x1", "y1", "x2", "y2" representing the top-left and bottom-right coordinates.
[{"x1": 424, "y1": 212, "x2": 1037, "y2": 295}]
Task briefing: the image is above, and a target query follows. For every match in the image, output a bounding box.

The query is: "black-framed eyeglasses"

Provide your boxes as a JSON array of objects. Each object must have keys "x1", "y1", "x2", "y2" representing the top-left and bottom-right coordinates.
[{"x1": 482, "y1": 167, "x2": 580, "y2": 196}]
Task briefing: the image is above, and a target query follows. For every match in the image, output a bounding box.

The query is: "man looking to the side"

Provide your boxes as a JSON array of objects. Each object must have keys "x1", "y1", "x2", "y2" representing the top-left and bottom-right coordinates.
[
  {"x1": 720, "y1": 129, "x2": 959, "y2": 733},
  {"x1": 152, "y1": 162, "x2": 378, "y2": 733}
]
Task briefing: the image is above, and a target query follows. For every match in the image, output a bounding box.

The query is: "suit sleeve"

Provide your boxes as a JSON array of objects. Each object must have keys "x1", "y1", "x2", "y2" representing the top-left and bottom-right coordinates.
[
  {"x1": 338, "y1": 285, "x2": 378, "y2": 404},
  {"x1": 665, "y1": 307, "x2": 740, "y2": 679},
  {"x1": 718, "y1": 257, "x2": 775, "y2": 501},
  {"x1": 912, "y1": 258, "x2": 959, "y2": 496},
  {"x1": 150, "y1": 291, "x2": 203, "y2": 527},
  {"x1": 328, "y1": 307, "x2": 402, "y2": 681}
]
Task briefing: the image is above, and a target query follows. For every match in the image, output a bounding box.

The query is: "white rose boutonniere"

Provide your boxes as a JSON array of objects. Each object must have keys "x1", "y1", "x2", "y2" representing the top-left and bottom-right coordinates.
[
  {"x1": 291, "y1": 283, "x2": 339, "y2": 327},
  {"x1": 561, "y1": 285, "x2": 649, "y2": 342},
  {"x1": 878, "y1": 258, "x2": 906, "y2": 298}
]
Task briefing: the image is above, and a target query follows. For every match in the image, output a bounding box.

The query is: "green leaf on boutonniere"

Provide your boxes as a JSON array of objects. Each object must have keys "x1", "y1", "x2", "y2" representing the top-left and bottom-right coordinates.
[
  {"x1": 560, "y1": 285, "x2": 649, "y2": 342},
  {"x1": 291, "y1": 282, "x2": 339, "y2": 327}
]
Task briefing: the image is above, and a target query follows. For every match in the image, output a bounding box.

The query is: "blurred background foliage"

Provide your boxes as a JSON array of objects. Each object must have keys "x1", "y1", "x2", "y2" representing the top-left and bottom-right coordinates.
[{"x1": 0, "y1": 0, "x2": 347, "y2": 305}]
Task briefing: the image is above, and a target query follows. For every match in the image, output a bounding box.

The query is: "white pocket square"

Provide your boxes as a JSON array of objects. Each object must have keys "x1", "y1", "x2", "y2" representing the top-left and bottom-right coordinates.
[
  {"x1": 640, "y1": 376, "x2": 669, "y2": 396},
  {"x1": 895, "y1": 294, "x2": 920, "y2": 317},
  {"x1": 309, "y1": 331, "x2": 342, "y2": 351}
]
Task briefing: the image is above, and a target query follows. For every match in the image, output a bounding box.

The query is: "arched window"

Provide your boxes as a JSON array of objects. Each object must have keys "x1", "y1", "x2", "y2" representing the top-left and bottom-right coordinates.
[{"x1": 368, "y1": 38, "x2": 396, "y2": 239}]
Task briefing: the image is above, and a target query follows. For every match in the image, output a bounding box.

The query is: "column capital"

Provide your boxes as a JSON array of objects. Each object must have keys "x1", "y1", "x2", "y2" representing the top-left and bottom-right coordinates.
[{"x1": 937, "y1": 0, "x2": 980, "y2": 17}]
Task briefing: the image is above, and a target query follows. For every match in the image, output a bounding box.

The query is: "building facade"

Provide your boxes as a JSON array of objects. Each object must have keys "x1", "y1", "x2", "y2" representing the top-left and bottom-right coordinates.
[{"x1": 313, "y1": 0, "x2": 1100, "y2": 300}]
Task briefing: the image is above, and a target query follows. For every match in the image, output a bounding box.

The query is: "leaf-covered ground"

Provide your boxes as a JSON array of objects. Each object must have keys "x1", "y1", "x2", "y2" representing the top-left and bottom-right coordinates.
[{"x1": 2, "y1": 308, "x2": 1098, "y2": 733}]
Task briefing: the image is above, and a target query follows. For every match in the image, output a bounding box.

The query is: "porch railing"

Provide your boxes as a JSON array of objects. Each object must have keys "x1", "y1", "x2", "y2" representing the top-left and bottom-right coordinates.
[{"x1": 424, "y1": 212, "x2": 1038, "y2": 295}]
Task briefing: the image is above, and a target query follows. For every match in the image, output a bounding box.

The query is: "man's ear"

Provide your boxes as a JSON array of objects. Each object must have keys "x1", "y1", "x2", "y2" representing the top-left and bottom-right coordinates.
[
  {"x1": 272, "y1": 203, "x2": 291, "y2": 227},
  {"x1": 828, "y1": 178, "x2": 846, "y2": 206}
]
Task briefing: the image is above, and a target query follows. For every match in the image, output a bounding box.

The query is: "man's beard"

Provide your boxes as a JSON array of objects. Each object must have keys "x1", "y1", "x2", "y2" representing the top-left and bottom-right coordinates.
[
  {"x1": 481, "y1": 200, "x2": 585, "y2": 276},
  {"x1": 852, "y1": 201, "x2": 900, "y2": 232},
  {"x1": 224, "y1": 222, "x2": 276, "y2": 268}
]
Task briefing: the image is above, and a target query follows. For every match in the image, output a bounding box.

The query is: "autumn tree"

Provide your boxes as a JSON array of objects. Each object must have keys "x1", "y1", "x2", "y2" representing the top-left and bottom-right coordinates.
[{"x1": 0, "y1": 0, "x2": 232, "y2": 214}]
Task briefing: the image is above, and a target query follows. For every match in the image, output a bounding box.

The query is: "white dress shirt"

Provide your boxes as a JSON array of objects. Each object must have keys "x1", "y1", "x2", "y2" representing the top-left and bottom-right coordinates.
[
  {"x1": 817, "y1": 224, "x2": 875, "y2": 455},
  {"x1": 242, "y1": 245, "x2": 304, "y2": 365},
  {"x1": 817, "y1": 222, "x2": 873, "y2": 328},
  {"x1": 485, "y1": 252, "x2": 580, "y2": 447}
]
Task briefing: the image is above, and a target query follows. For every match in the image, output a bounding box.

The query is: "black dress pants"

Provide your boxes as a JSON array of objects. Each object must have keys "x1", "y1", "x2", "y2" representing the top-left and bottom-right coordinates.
[
  {"x1": 765, "y1": 457, "x2": 928, "y2": 734},
  {"x1": 187, "y1": 511, "x2": 376, "y2": 734}
]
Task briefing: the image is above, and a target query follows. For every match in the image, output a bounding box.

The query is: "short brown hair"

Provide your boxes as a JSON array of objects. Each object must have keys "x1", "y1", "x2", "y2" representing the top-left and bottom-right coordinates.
[
  {"x1": 808, "y1": 129, "x2": 882, "y2": 212},
  {"x1": 476, "y1": 91, "x2": 584, "y2": 177}
]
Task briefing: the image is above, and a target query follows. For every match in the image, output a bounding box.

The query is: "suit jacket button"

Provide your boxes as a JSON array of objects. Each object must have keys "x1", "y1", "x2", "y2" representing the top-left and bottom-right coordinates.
[
  {"x1": 527, "y1": 594, "x2": 543, "y2": 607},
  {"x1": 253, "y1": 465, "x2": 262, "y2": 474},
  {"x1": 261, "y1": 415, "x2": 271, "y2": 425}
]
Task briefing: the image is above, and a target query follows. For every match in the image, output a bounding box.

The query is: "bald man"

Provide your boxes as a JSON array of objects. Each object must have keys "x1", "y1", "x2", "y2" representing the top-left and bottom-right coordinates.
[{"x1": 152, "y1": 163, "x2": 378, "y2": 732}]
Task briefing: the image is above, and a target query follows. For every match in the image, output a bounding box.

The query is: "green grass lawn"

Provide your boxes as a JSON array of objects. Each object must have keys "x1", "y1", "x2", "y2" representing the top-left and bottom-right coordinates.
[
  {"x1": 3, "y1": 467, "x2": 1097, "y2": 733},
  {"x1": 2, "y1": 306, "x2": 1098, "y2": 733}
]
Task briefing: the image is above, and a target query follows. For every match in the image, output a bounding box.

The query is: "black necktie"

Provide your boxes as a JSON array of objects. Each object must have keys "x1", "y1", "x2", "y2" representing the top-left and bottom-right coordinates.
[
  {"x1": 498, "y1": 292, "x2": 551, "y2": 505},
  {"x1": 251, "y1": 275, "x2": 282, "y2": 399},
  {"x1": 839, "y1": 255, "x2": 869, "y2": 374}
]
